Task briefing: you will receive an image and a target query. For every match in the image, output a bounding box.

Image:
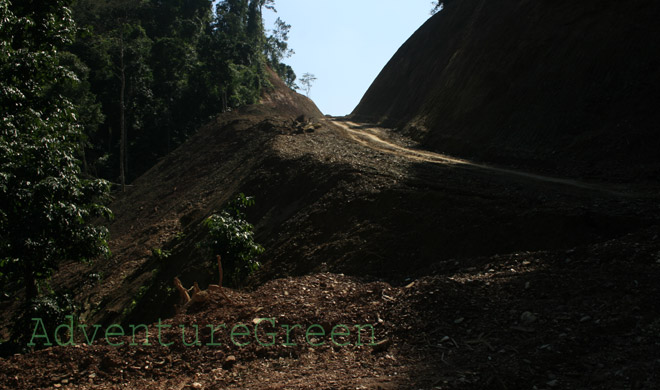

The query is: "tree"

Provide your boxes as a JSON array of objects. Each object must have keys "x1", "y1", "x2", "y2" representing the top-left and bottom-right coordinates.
[
  {"x1": 114, "y1": 22, "x2": 153, "y2": 192},
  {"x1": 0, "y1": 0, "x2": 112, "y2": 303},
  {"x1": 275, "y1": 63, "x2": 297, "y2": 89},
  {"x1": 300, "y1": 72, "x2": 317, "y2": 97},
  {"x1": 56, "y1": 52, "x2": 105, "y2": 174},
  {"x1": 431, "y1": 1, "x2": 446, "y2": 15},
  {"x1": 71, "y1": 0, "x2": 154, "y2": 190},
  {"x1": 214, "y1": 0, "x2": 250, "y2": 64},
  {"x1": 73, "y1": 0, "x2": 218, "y2": 180},
  {"x1": 66, "y1": 0, "x2": 295, "y2": 184},
  {"x1": 265, "y1": 17, "x2": 296, "y2": 87},
  {"x1": 212, "y1": 0, "x2": 268, "y2": 109}
]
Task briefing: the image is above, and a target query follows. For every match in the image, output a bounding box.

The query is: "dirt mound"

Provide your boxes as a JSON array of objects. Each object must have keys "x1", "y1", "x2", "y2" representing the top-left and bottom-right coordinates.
[
  {"x1": 2, "y1": 225, "x2": 660, "y2": 389},
  {"x1": 351, "y1": 0, "x2": 660, "y2": 179}
]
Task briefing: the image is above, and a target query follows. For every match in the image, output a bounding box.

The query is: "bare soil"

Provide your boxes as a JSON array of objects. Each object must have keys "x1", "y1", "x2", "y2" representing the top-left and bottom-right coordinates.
[
  {"x1": 1, "y1": 228, "x2": 660, "y2": 389},
  {"x1": 352, "y1": 0, "x2": 660, "y2": 180},
  {"x1": 1, "y1": 76, "x2": 659, "y2": 389}
]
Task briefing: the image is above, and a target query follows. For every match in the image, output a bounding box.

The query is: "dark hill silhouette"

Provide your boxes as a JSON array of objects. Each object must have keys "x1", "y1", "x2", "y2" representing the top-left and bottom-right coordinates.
[{"x1": 352, "y1": 0, "x2": 660, "y2": 179}]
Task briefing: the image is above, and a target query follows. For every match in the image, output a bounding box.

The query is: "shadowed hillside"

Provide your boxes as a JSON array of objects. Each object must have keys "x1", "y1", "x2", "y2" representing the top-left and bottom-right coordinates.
[
  {"x1": 1, "y1": 68, "x2": 652, "y2": 333},
  {"x1": 352, "y1": 0, "x2": 660, "y2": 179},
  {"x1": 2, "y1": 5, "x2": 660, "y2": 388}
]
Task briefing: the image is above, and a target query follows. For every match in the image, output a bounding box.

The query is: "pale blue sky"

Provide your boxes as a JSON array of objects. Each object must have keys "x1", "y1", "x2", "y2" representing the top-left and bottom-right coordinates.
[{"x1": 262, "y1": 2, "x2": 434, "y2": 116}]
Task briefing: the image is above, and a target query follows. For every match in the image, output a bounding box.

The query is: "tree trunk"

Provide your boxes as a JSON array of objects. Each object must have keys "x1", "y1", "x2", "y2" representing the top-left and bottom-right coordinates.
[
  {"x1": 119, "y1": 31, "x2": 126, "y2": 193},
  {"x1": 80, "y1": 141, "x2": 89, "y2": 175},
  {"x1": 24, "y1": 266, "x2": 37, "y2": 302}
]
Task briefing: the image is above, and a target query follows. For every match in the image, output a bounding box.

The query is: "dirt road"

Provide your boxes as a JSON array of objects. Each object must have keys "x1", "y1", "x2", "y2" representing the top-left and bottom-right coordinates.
[
  {"x1": 329, "y1": 118, "x2": 635, "y2": 197},
  {"x1": 2, "y1": 110, "x2": 659, "y2": 390}
]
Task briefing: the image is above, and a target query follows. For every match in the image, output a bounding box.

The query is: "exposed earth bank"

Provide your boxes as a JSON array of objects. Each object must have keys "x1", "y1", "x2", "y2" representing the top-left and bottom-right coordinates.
[
  {"x1": 352, "y1": 0, "x2": 660, "y2": 180},
  {"x1": 1, "y1": 84, "x2": 659, "y2": 388},
  {"x1": 2, "y1": 3, "x2": 660, "y2": 385}
]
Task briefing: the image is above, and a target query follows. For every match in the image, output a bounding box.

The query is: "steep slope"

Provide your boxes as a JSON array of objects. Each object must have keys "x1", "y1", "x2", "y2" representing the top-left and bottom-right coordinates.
[
  {"x1": 2, "y1": 58, "x2": 660, "y2": 390},
  {"x1": 26, "y1": 76, "x2": 654, "y2": 331},
  {"x1": 351, "y1": 0, "x2": 660, "y2": 178}
]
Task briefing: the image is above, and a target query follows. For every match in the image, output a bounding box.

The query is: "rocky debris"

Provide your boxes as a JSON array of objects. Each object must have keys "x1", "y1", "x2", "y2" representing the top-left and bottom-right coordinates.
[
  {"x1": 1, "y1": 227, "x2": 660, "y2": 389},
  {"x1": 292, "y1": 115, "x2": 322, "y2": 134},
  {"x1": 222, "y1": 355, "x2": 236, "y2": 370}
]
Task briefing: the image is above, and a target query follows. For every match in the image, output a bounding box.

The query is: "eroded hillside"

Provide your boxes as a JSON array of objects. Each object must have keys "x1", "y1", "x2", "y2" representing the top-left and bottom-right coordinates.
[
  {"x1": 43, "y1": 106, "x2": 657, "y2": 331},
  {"x1": 352, "y1": 0, "x2": 660, "y2": 179},
  {"x1": 2, "y1": 8, "x2": 660, "y2": 388}
]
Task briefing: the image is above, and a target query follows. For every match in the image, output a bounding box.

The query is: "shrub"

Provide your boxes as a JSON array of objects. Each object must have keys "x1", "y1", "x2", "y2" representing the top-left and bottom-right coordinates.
[
  {"x1": 6, "y1": 293, "x2": 78, "y2": 354},
  {"x1": 203, "y1": 193, "x2": 264, "y2": 286}
]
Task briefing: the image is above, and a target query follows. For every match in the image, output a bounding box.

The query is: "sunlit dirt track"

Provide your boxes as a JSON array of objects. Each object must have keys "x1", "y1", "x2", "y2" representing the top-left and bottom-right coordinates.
[{"x1": 329, "y1": 118, "x2": 635, "y2": 197}]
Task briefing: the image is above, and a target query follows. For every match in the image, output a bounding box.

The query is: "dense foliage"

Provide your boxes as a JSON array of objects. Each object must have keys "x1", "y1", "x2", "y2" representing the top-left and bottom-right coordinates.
[
  {"x1": 11, "y1": 293, "x2": 78, "y2": 352},
  {"x1": 69, "y1": 0, "x2": 296, "y2": 183},
  {"x1": 0, "y1": 0, "x2": 112, "y2": 305},
  {"x1": 1, "y1": 0, "x2": 291, "y2": 352}
]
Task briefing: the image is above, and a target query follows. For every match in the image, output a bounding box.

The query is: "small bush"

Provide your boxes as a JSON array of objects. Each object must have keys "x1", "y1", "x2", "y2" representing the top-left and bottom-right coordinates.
[
  {"x1": 6, "y1": 293, "x2": 78, "y2": 354},
  {"x1": 151, "y1": 248, "x2": 172, "y2": 261},
  {"x1": 203, "y1": 193, "x2": 264, "y2": 286}
]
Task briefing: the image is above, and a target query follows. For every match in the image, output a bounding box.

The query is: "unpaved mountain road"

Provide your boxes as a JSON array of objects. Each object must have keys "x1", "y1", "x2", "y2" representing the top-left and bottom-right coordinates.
[
  {"x1": 328, "y1": 118, "x2": 640, "y2": 198},
  {"x1": 2, "y1": 110, "x2": 660, "y2": 390}
]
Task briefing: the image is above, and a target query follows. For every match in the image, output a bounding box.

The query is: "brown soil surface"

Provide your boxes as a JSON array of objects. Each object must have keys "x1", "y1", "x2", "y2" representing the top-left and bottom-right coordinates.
[
  {"x1": 1, "y1": 228, "x2": 660, "y2": 389},
  {"x1": 1, "y1": 71, "x2": 660, "y2": 389}
]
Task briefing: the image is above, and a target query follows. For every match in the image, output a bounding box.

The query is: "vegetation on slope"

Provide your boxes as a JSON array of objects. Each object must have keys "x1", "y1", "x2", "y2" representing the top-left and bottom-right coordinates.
[
  {"x1": 0, "y1": 0, "x2": 114, "y2": 353},
  {"x1": 70, "y1": 0, "x2": 299, "y2": 183},
  {"x1": 0, "y1": 0, "x2": 299, "y2": 353}
]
